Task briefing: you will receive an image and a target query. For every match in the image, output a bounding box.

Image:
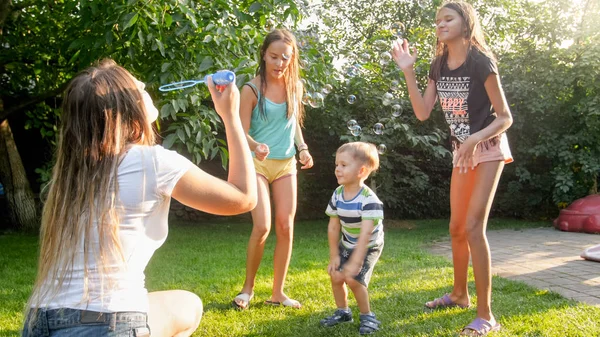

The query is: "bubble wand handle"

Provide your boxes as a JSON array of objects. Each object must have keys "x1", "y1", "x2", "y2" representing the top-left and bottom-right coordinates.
[
  {"x1": 209, "y1": 70, "x2": 236, "y2": 86},
  {"x1": 158, "y1": 70, "x2": 236, "y2": 92}
]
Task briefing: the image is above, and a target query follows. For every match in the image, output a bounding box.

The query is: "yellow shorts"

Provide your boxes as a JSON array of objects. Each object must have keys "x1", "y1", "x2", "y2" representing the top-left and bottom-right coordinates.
[{"x1": 253, "y1": 157, "x2": 297, "y2": 183}]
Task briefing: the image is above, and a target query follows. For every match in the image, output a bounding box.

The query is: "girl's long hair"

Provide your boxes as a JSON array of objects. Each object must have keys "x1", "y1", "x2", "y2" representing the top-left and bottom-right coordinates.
[
  {"x1": 430, "y1": 1, "x2": 496, "y2": 81},
  {"x1": 257, "y1": 29, "x2": 305, "y2": 126},
  {"x1": 26, "y1": 59, "x2": 156, "y2": 316}
]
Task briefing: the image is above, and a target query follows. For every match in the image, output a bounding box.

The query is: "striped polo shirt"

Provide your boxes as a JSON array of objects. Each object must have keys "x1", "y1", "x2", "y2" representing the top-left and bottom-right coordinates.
[{"x1": 325, "y1": 185, "x2": 384, "y2": 249}]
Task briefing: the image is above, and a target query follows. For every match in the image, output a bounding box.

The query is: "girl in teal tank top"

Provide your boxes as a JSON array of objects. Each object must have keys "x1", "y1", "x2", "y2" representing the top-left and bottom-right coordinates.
[{"x1": 234, "y1": 29, "x2": 314, "y2": 310}]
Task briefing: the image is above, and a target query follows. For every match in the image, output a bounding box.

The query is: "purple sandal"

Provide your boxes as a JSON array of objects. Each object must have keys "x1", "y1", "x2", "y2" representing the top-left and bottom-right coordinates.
[
  {"x1": 424, "y1": 293, "x2": 470, "y2": 309},
  {"x1": 460, "y1": 317, "x2": 501, "y2": 336}
]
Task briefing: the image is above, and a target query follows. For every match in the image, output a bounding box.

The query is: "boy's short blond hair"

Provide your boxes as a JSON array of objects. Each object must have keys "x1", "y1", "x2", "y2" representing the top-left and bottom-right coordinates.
[{"x1": 337, "y1": 142, "x2": 380, "y2": 172}]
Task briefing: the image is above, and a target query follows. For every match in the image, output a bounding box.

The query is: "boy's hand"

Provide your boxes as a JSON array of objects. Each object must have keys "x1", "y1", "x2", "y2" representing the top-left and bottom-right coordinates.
[
  {"x1": 343, "y1": 260, "x2": 362, "y2": 278},
  {"x1": 327, "y1": 257, "x2": 341, "y2": 276}
]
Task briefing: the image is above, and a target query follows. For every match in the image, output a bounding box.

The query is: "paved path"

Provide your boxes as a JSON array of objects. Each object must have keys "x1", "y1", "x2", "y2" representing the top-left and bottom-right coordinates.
[{"x1": 429, "y1": 227, "x2": 600, "y2": 307}]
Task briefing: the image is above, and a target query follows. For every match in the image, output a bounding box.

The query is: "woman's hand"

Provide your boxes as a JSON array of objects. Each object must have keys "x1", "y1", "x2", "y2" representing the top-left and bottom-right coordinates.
[
  {"x1": 391, "y1": 38, "x2": 417, "y2": 72},
  {"x1": 453, "y1": 136, "x2": 479, "y2": 174},
  {"x1": 254, "y1": 143, "x2": 270, "y2": 161},
  {"x1": 206, "y1": 76, "x2": 239, "y2": 122},
  {"x1": 298, "y1": 150, "x2": 314, "y2": 169}
]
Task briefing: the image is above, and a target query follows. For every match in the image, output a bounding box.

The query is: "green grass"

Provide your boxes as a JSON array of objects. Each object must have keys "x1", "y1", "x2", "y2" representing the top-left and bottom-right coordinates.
[{"x1": 1, "y1": 218, "x2": 599, "y2": 336}]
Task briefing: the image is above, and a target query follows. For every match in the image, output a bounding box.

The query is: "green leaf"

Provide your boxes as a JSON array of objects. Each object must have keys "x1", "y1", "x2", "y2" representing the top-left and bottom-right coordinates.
[
  {"x1": 160, "y1": 103, "x2": 172, "y2": 119},
  {"x1": 124, "y1": 13, "x2": 139, "y2": 30},
  {"x1": 162, "y1": 133, "x2": 177, "y2": 149},
  {"x1": 249, "y1": 3, "x2": 262, "y2": 13},
  {"x1": 202, "y1": 35, "x2": 213, "y2": 43},
  {"x1": 155, "y1": 39, "x2": 165, "y2": 57},
  {"x1": 177, "y1": 128, "x2": 186, "y2": 142},
  {"x1": 165, "y1": 13, "x2": 173, "y2": 28},
  {"x1": 198, "y1": 56, "x2": 214, "y2": 72}
]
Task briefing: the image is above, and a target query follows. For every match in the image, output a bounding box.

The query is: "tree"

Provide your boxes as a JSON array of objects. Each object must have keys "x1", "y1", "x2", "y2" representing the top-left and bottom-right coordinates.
[{"x1": 0, "y1": 0, "x2": 303, "y2": 229}]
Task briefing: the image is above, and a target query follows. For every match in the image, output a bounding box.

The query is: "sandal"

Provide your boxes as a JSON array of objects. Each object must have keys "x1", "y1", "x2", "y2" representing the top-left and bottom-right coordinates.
[
  {"x1": 264, "y1": 298, "x2": 302, "y2": 309},
  {"x1": 460, "y1": 317, "x2": 501, "y2": 336},
  {"x1": 425, "y1": 293, "x2": 470, "y2": 310},
  {"x1": 320, "y1": 309, "x2": 353, "y2": 327},
  {"x1": 232, "y1": 292, "x2": 254, "y2": 310},
  {"x1": 359, "y1": 313, "x2": 381, "y2": 335}
]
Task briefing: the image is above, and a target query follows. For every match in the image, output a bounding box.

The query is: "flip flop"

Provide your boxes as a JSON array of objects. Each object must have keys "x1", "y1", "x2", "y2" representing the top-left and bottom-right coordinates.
[
  {"x1": 460, "y1": 317, "x2": 501, "y2": 336},
  {"x1": 425, "y1": 293, "x2": 470, "y2": 309},
  {"x1": 264, "y1": 298, "x2": 302, "y2": 309},
  {"x1": 232, "y1": 292, "x2": 254, "y2": 310}
]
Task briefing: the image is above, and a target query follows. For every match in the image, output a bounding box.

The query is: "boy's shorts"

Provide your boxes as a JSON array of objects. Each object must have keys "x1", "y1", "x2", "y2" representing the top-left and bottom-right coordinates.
[
  {"x1": 338, "y1": 242, "x2": 384, "y2": 287},
  {"x1": 253, "y1": 157, "x2": 297, "y2": 183}
]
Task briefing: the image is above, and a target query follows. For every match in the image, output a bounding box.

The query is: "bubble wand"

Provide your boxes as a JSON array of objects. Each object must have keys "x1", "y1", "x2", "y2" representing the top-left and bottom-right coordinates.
[{"x1": 158, "y1": 70, "x2": 235, "y2": 92}]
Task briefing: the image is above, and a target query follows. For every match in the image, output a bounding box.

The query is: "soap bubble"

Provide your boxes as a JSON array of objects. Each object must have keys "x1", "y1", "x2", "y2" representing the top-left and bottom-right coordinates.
[
  {"x1": 390, "y1": 80, "x2": 399, "y2": 90},
  {"x1": 372, "y1": 123, "x2": 384, "y2": 135},
  {"x1": 379, "y1": 51, "x2": 392, "y2": 65},
  {"x1": 347, "y1": 94, "x2": 357, "y2": 104},
  {"x1": 382, "y1": 92, "x2": 393, "y2": 106},
  {"x1": 347, "y1": 119, "x2": 358, "y2": 130},
  {"x1": 391, "y1": 22, "x2": 405, "y2": 38},
  {"x1": 374, "y1": 39, "x2": 389, "y2": 50},
  {"x1": 391, "y1": 104, "x2": 402, "y2": 117},
  {"x1": 350, "y1": 125, "x2": 362, "y2": 136},
  {"x1": 322, "y1": 84, "x2": 333, "y2": 95},
  {"x1": 309, "y1": 92, "x2": 324, "y2": 108},
  {"x1": 377, "y1": 144, "x2": 387, "y2": 155},
  {"x1": 359, "y1": 52, "x2": 370, "y2": 64},
  {"x1": 302, "y1": 92, "x2": 312, "y2": 106}
]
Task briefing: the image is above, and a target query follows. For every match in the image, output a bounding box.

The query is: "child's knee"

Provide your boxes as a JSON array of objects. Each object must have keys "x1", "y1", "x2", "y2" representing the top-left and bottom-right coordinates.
[{"x1": 330, "y1": 271, "x2": 345, "y2": 284}]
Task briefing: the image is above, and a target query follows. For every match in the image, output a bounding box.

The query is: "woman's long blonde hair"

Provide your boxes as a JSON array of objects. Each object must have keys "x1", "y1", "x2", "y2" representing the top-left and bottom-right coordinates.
[
  {"x1": 430, "y1": 1, "x2": 496, "y2": 81},
  {"x1": 27, "y1": 59, "x2": 156, "y2": 313},
  {"x1": 257, "y1": 28, "x2": 305, "y2": 126}
]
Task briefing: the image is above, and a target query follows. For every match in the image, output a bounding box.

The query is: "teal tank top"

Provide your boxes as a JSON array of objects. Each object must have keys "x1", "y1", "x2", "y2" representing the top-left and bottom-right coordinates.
[{"x1": 246, "y1": 82, "x2": 297, "y2": 159}]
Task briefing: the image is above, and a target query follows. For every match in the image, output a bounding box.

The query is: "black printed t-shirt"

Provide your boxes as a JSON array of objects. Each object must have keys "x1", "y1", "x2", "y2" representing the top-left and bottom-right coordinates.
[{"x1": 429, "y1": 49, "x2": 498, "y2": 151}]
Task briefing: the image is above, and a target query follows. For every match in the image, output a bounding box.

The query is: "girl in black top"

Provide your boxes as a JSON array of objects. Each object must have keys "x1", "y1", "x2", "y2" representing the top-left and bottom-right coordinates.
[{"x1": 392, "y1": 1, "x2": 513, "y2": 336}]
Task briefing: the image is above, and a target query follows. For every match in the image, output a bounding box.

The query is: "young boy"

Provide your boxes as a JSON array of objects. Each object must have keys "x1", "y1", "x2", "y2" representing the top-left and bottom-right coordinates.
[{"x1": 321, "y1": 142, "x2": 384, "y2": 335}]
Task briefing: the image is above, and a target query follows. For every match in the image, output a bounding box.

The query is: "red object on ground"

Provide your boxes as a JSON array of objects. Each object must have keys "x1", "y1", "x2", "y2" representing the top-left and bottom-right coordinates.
[{"x1": 553, "y1": 194, "x2": 600, "y2": 234}]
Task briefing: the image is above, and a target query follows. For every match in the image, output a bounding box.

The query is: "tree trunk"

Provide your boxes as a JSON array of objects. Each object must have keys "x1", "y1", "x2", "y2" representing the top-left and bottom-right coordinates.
[{"x1": 0, "y1": 118, "x2": 39, "y2": 231}]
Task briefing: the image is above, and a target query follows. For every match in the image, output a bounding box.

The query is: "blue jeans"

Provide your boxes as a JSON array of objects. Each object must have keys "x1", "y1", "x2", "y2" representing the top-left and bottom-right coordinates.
[{"x1": 22, "y1": 308, "x2": 150, "y2": 337}]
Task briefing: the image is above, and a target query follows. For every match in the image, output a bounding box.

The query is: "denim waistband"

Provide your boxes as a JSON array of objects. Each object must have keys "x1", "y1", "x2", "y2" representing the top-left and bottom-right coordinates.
[{"x1": 25, "y1": 308, "x2": 147, "y2": 335}]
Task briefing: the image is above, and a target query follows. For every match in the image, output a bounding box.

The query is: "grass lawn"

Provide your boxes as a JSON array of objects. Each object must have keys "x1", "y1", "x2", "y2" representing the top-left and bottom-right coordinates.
[{"x1": 1, "y1": 218, "x2": 599, "y2": 336}]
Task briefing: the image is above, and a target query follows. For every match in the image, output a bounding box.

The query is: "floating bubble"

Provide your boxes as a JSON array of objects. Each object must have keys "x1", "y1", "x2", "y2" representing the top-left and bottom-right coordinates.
[
  {"x1": 309, "y1": 92, "x2": 324, "y2": 108},
  {"x1": 392, "y1": 104, "x2": 402, "y2": 117},
  {"x1": 379, "y1": 52, "x2": 392, "y2": 65},
  {"x1": 359, "y1": 52, "x2": 370, "y2": 64},
  {"x1": 377, "y1": 144, "x2": 387, "y2": 155},
  {"x1": 322, "y1": 84, "x2": 333, "y2": 95},
  {"x1": 374, "y1": 39, "x2": 389, "y2": 50},
  {"x1": 302, "y1": 92, "x2": 312, "y2": 106},
  {"x1": 345, "y1": 64, "x2": 360, "y2": 78},
  {"x1": 373, "y1": 123, "x2": 384, "y2": 135},
  {"x1": 382, "y1": 92, "x2": 393, "y2": 106},
  {"x1": 265, "y1": 19, "x2": 276, "y2": 31},
  {"x1": 390, "y1": 80, "x2": 399, "y2": 90},
  {"x1": 347, "y1": 94, "x2": 357, "y2": 104},
  {"x1": 347, "y1": 119, "x2": 358, "y2": 130},
  {"x1": 417, "y1": 0, "x2": 427, "y2": 9},
  {"x1": 350, "y1": 125, "x2": 362, "y2": 136},
  {"x1": 391, "y1": 22, "x2": 406, "y2": 38}
]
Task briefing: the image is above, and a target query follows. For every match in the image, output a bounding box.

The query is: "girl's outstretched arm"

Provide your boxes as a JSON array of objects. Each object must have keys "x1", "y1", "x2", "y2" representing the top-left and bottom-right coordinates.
[
  {"x1": 172, "y1": 79, "x2": 257, "y2": 215},
  {"x1": 392, "y1": 39, "x2": 437, "y2": 121}
]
